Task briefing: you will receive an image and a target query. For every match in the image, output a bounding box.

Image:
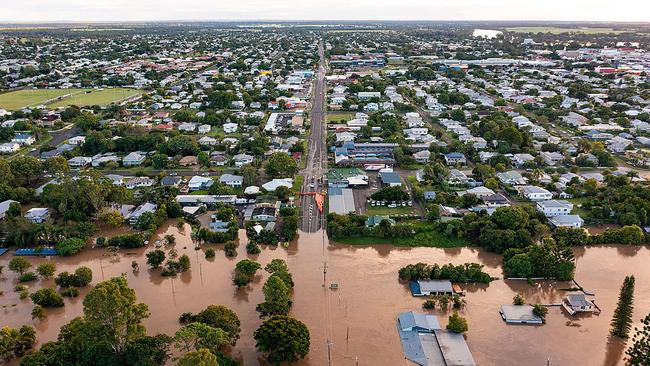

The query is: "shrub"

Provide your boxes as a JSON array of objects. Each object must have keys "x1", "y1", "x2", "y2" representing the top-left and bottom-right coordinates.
[
  {"x1": 56, "y1": 237, "x2": 87, "y2": 256},
  {"x1": 232, "y1": 260, "x2": 260, "y2": 288},
  {"x1": 8, "y1": 257, "x2": 31, "y2": 274},
  {"x1": 30, "y1": 288, "x2": 64, "y2": 307},
  {"x1": 18, "y1": 272, "x2": 37, "y2": 283},
  {"x1": 246, "y1": 242, "x2": 261, "y2": 254},
  {"x1": 61, "y1": 287, "x2": 80, "y2": 298},
  {"x1": 513, "y1": 293, "x2": 526, "y2": 306},
  {"x1": 224, "y1": 241, "x2": 237, "y2": 257},
  {"x1": 55, "y1": 267, "x2": 92, "y2": 287},
  {"x1": 146, "y1": 249, "x2": 166, "y2": 268},
  {"x1": 107, "y1": 233, "x2": 146, "y2": 248},
  {"x1": 36, "y1": 262, "x2": 56, "y2": 279},
  {"x1": 533, "y1": 304, "x2": 548, "y2": 322},
  {"x1": 205, "y1": 248, "x2": 216, "y2": 259},
  {"x1": 31, "y1": 305, "x2": 46, "y2": 320}
]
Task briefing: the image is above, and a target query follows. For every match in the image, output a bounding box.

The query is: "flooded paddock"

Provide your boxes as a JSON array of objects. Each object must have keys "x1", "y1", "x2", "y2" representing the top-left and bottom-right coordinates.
[{"x1": 2, "y1": 222, "x2": 650, "y2": 366}]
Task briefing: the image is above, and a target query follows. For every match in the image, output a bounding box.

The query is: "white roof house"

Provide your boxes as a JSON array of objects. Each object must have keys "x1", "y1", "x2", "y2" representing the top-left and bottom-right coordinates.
[
  {"x1": 188, "y1": 176, "x2": 214, "y2": 191},
  {"x1": 0, "y1": 199, "x2": 18, "y2": 220},
  {"x1": 25, "y1": 208, "x2": 50, "y2": 223},
  {"x1": 262, "y1": 178, "x2": 293, "y2": 192},
  {"x1": 549, "y1": 215, "x2": 584, "y2": 228},
  {"x1": 219, "y1": 174, "x2": 243, "y2": 188},
  {"x1": 536, "y1": 200, "x2": 573, "y2": 217},
  {"x1": 519, "y1": 186, "x2": 553, "y2": 201},
  {"x1": 122, "y1": 152, "x2": 145, "y2": 167}
]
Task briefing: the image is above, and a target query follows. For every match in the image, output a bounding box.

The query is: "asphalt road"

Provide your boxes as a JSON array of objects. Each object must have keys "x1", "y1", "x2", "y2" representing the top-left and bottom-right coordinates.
[
  {"x1": 27, "y1": 126, "x2": 81, "y2": 157},
  {"x1": 299, "y1": 41, "x2": 327, "y2": 233}
]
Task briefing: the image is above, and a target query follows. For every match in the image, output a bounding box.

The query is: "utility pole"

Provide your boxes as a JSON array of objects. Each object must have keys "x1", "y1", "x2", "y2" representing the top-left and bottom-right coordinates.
[
  {"x1": 322, "y1": 261, "x2": 328, "y2": 287},
  {"x1": 327, "y1": 339, "x2": 332, "y2": 366}
]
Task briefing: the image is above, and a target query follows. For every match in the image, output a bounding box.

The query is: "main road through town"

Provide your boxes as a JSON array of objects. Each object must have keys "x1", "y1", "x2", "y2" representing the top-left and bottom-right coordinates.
[{"x1": 299, "y1": 41, "x2": 327, "y2": 233}]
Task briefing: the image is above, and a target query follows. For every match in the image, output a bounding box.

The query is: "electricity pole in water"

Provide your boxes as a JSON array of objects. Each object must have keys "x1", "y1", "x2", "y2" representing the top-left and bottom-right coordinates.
[
  {"x1": 326, "y1": 339, "x2": 332, "y2": 366},
  {"x1": 322, "y1": 261, "x2": 328, "y2": 287}
]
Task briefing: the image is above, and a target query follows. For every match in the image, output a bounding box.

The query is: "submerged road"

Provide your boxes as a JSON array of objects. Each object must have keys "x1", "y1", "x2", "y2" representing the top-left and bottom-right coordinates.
[{"x1": 299, "y1": 41, "x2": 327, "y2": 233}]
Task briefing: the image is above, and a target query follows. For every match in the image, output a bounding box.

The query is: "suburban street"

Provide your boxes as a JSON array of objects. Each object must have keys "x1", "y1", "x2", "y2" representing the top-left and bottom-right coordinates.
[{"x1": 299, "y1": 41, "x2": 327, "y2": 233}]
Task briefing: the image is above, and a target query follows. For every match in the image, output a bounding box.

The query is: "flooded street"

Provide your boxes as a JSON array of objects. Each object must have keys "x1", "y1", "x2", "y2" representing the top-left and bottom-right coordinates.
[{"x1": 2, "y1": 222, "x2": 650, "y2": 366}]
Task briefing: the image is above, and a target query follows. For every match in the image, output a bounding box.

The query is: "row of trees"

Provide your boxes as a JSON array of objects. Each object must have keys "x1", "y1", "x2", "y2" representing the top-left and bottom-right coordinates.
[
  {"x1": 398, "y1": 262, "x2": 493, "y2": 283},
  {"x1": 502, "y1": 238, "x2": 575, "y2": 281}
]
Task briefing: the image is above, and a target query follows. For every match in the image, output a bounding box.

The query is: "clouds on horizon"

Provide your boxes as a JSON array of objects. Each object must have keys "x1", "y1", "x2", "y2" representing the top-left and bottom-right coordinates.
[{"x1": 3, "y1": 0, "x2": 649, "y2": 22}]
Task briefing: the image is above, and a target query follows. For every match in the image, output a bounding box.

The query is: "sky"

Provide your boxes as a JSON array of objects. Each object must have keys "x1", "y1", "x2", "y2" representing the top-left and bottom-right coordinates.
[{"x1": 2, "y1": 0, "x2": 650, "y2": 23}]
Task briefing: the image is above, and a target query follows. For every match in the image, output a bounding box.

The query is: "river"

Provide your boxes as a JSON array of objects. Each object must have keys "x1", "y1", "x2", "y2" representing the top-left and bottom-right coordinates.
[{"x1": 2, "y1": 222, "x2": 650, "y2": 365}]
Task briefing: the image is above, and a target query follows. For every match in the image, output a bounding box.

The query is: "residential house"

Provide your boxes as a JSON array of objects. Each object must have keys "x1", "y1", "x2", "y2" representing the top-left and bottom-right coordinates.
[
  {"x1": 68, "y1": 156, "x2": 92, "y2": 168},
  {"x1": 562, "y1": 294, "x2": 595, "y2": 315},
  {"x1": 549, "y1": 215, "x2": 584, "y2": 228},
  {"x1": 233, "y1": 153, "x2": 254, "y2": 167},
  {"x1": 0, "y1": 199, "x2": 18, "y2": 220},
  {"x1": 413, "y1": 150, "x2": 431, "y2": 163},
  {"x1": 223, "y1": 123, "x2": 238, "y2": 134},
  {"x1": 500, "y1": 305, "x2": 543, "y2": 324},
  {"x1": 198, "y1": 136, "x2": 218, "y2": 146},
  {"x1": 122, "y1": 152, "x2": 146, "y2": 167},
  {"x1": 160, "y1": 176, "x2": 181, "y2": 187},
  {"x1": 188, "y1": 176, "x2": 214, "y2": 191},
  {"x1": 519, "y1": 186, "x2": 553, "y2": 201},
  {"x1": 219, "y1": 174, "x2": 243, "y2": 188},
  {"x1": 444, "y1": 152, "x2": 467, "y2": 165},
  {"x1": 0, "y1": 142, "x2": 20, "y2": 153},
  {"x1": 540, "y1": 151, "x2": 564, "y2": 166},
  {"x1": 178, "y1": 122, "x2": 196, "y2": 132},
  {"x1": 483, "y1": 193, "x2": 510, "y2": 207},
  {"x1": 11, "y1": 133, "x2": 35, "y2": 146},
  {"x1": 536, "y1": 200, "x2": 573, "y2": 217},
  {"x1": 179, "y1": 156, "x2": 198, "y2": 167},
  {"x1": 126, "y1": 202, "x2": 157, "y2": 225},
  {"x1": 497, "y1": 171, "x2": 527, "y2": 186},
  {"x1": 25, "y1": 208, "x2": 50, "y2": 223},
  {"x1": 198, "y1": 124, "x2": 211, "y2": 134},
  {"x1": 125, "y1": 177, "x2": 155, "y2": 190}
]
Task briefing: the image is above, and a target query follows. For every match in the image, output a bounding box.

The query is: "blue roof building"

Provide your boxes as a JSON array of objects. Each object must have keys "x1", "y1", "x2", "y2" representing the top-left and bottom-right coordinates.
[{"x1": 398, "y1": 311, "x2": 476, "y2": 366}]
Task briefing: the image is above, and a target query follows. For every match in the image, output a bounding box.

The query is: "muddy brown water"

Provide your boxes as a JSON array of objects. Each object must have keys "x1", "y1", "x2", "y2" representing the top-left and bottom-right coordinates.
[{"x1": 2, "y1": 221, "x2": 650, "y2": 366}]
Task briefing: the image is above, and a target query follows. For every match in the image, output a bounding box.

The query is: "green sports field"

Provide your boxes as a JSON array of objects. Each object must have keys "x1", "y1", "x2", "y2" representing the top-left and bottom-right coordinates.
[
  {"x1": 0, "y1": 88, "x2": 141, "y2": 110},
  {"x1": 48, "y1": 88, "x2": 140, "y2": 108}
]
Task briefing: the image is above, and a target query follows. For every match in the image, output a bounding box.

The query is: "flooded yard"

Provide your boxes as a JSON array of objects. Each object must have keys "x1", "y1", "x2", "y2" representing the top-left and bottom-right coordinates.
[{"x1": 2, "y1": 222, "x2": 650, "y2": 366}]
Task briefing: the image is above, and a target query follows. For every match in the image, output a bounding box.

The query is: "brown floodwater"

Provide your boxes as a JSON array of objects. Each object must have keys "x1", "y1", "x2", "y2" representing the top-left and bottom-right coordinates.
[{"x1": 2, "y1": 221, "x2": 650, "y2": 366}]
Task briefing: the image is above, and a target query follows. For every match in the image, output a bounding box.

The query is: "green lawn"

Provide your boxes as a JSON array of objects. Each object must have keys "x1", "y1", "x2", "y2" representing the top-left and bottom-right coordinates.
[
  {"x1": 505, "y1": 27, "x2": 629, "y2": 35},
  {"x1": 48, "y1": 88, "x2": 141, "y2": 108},
  {"x1": 326, "y1": 112, "x2": 354, "y2": 124},
  {"x1": 334, "y1": 226, "x2": 468, "y2": 248},
  {"x1": 366, "y1": 205, "x2": 418, "y2": 216},
  {"x1": 0, "y1": 88, "x2": 140, "y2": 110},
  {"x1": 292, "y1": 175, "x2": 304, "y2": 192},
  {"x1": 0, "y1": 89, "x2": 82, "y2": 110}
]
